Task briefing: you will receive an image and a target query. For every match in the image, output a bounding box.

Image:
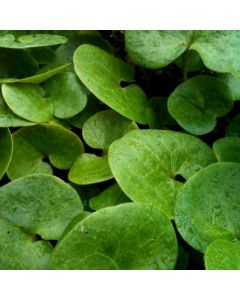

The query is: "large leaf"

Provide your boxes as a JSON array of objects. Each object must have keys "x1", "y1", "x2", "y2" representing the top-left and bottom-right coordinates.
[
  {"x1": 168, "y1": 75, "x2": 233, "y2": 135},
  {"x1": 7, "y1": 124, "x2": 84, "y2": 180},
  {"x1": 82, "y1": 109, "x2": 138, "y2": 150},
  {"x1": 213, "y1": 137, "x2": 240, "y2": 163},
  {"x1": 205, "y1": 239, "x2": 240, "y2": 270},
  {"x1": 48, "y1": 203, "x2": 178, "y2": 270},
  {"x1": 0, "y1": 217, "x2": 52, "y2": 270},
  {"x1": 0, "y1": 33, "x2": 67, "y2": 49},
  {"x1": 175, "y1": 162, "x2": 240, "y2": 253},
  {"x1": 73, "y1": 44, "x2": 151, "y2": 124},
  {"x1": 108, "y1": 130, "x2": 216, "y2": 218},
  {"x1": 0, "y1": 174, "x2": 83, "y2": 240},
  {"x1": 68, "y1": 153, "x2": 113, "y2": 185},
  {"x1": 0, "y1": 128, "x2": 12, "y2": 179}
]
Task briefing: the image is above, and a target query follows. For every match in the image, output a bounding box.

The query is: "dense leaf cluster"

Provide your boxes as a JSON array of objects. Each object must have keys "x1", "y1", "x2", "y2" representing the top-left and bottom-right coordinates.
[{"x1": 0, "y1": 30, "x2": 240, "y2": 270}]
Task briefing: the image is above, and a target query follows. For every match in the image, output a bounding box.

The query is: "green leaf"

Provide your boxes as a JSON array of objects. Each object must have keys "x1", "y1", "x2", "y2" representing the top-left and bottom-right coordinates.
[
  {"x1": 205, "y1": 239, "x2": 240, "y2": 270},
  {"x1": 218, "y1": 73, "x2": 240, "y2": 100},
  {"x1": 213, "y1": 137, "x2": 240, "y2": 163},
  {"x1": 0, "y1": 63, "x2": 70, "y2": 84},
  {"x1": 0, "y1": 174, "x2": 83, "y2": 240},
  {"x1": 68, "y1": 153, "x2": 113, "y2": 185},
  {"x1": 0, "y1": 217, "x2": 52, "y2": 270},
  {"x1": 89, "y1": 183, "x2": 130, "y2": 210},
  {"x1": 226, "y1": 114, "x2": 240, "y2": 137},
  {"x1": 48, "y1": 203, "x2": 178, "y2": 270},
  {"x1": 125, "y1": 30, "x2": 192, "y2": 68},
  {"x1": 2, "y1": 83, "x2": 54, "y2": 122},
  {"x1": 0, "y1": 128, "x2": 12, "y2": 179},
  {"x1": 174, "y1": 50, "x2": 204, "y2": 72},
  {"x1": 73, "y1": 44, "x2": 150, "y2": 124},
  {"x1": 175, "y1": 162, "x2": 240, "y2": 253},
  {"x1": 0, "y1": 33, "x2": 67, "y2": 49},
  {"x1": 29, "y1": 47, "x2": 56, "y2": 65},
  {"x1": 108, "y1": 130, "x2": 216, "y2": 218},
  {"x1": 82, "y1": 109, "x2": 138, "y2": 150},
  {"x1": 7, "y1": 124, "x2": 84, "y2": 180},
  {"x1": 168, "y1": 75, "x2": 233, "y2": 135}
]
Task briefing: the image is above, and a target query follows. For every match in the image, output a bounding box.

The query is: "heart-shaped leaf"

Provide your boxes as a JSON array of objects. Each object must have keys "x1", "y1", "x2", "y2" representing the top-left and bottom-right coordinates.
[
  {"x1": 205, "y1": 239, "x2": 240, "y2": 270},
  {"x1": 213, "y1": 137, "x2": 240, "y2": 163},
  {"x1": 226, "y1": 114, "x2": 240, "y2": 137},
  {"x1": 0, "y1": 128, "x2": 12, "y2": 179},
  {"x1": 89, "y1": 183, "x2": 130, "y2": 210},
  {"x1": 7, "y1": 124, "x2": 84, "y2": 180},
  {"x1": 0, "y1": 217, "x2": 52, "y2": 270},
  {"x1": 48, "y1": 203, "x2": 178, "y2": 270},
  {"x1": 0, "y1": 33, "x2": 67, "y2": 49},
  {"x1": 82, "y1": 109, "x2": 138, "y2": 150},
  {"x1": 73, "y1": 44, "x2": 150, "y2": 124},
  {"x1": 68, "y1": 153, "x2": 113, "y2": 185},
  {"x1": 174, "y1": 50, "x2": 203, "y2": 72},
  {"x1": 175, "y1": 162, "x2": 240, "y2": 253},
  {"x1": 168, "y1": 75, "x2": 233, "y2": 135},
  {"x1": 0, "y1": 174, "x2": 83, "y2": 240},
  {"x1": 108, "y1": 130, "x2": 216, "y2": 218}
]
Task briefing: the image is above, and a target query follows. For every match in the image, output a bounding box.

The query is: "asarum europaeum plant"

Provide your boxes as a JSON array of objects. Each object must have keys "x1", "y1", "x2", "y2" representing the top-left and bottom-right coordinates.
[{"x1": 0, "y1": 30, "x2": 240, "y2": 270}]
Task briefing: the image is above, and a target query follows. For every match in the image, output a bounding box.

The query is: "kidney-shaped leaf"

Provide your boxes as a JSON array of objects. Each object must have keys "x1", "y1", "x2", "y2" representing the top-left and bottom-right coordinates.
[
  {"x1": 48, "y1": 203, "x2": 178, "y2": 270},
  {"x1": 213, "y1": 137, "x2": 240, "y2": 163},
  {"x1": 108, "y1": 130, "x2": 216, "y2": 218},
  {"x1": 0, "y1": 33, "x2": 67, "y2": 49},
  {"x1": 175, "y1": 162, "x2": 240, "y2": 253},
  {"x1": 0, "y1": 128, "x2": 12, "y2": 179},
  {"x1": 0, "y1": 217, "x2": 52, "y2": 270},
  {"x1": 73, "y1": 44, "x2": 150, "y2": 124},
  {"x1": 0, "y1": 174, "x2": 83, "y2": 240},
  {"x1": 68, "y1": 153, "x2": 113, "y2": 185},
  {"x1": 168, "y1": 75, "x2": 233, "y2": 135},
  {"x1": 82, "y1": 109, "x2": 138, "y2": 150},
  {"x1": 205, "y1": 239, "x2": 240, "y2": 270},
  {"x1": 7, "y1": 124, "x2": 84, "y2": 180}
]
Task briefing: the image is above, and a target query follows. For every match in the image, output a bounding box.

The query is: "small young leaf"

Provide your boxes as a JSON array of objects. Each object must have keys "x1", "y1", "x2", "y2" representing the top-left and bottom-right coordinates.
[
  {"x1": 48, "y1": 203, "x2": 178, "y2": 270},
  {"x1": 174, "y1": 50, "x2": 203, "y2": 72},
  {"x1": 68, "y1": 153, "x2": 113, "y2": 185},
  {"x1": 213, "y1": 137, "x2": 240, "y2": 163},
  {"x1": 74, "y1": 44, "x2": 150, "y2": 124},
  {"x1": 0, "y1": 128, "x2": 12, "y2": 179},
  {"x1": 175, "y1": 162, "x2": 240, "y2": 253},
  {"x1": 108, "y1": 130, "x2": 216, "y2": 218}
]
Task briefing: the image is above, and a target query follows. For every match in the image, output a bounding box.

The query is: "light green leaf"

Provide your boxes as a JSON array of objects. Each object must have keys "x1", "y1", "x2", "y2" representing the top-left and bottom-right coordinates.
[
  {"x1": 0, "y1": 217, "x2": 52, "y2": 270},
  {"x1": 218, "y1": 73, "x2": 240, "y2": 100},
  {"x1": 108, "y1": 130, "x2": 216, "y2": 218},
  {"x1": 0, "y1": 33, "x2": 67, "y2": 49},
  {"x1": 89, "y1": 183, "x2": 130, "y2": 210},
  {"x1": 213, "y1": 137, "x2": 240, "y2": 163},
  {"x1": 0, "y1": 128, "x2": 12, "y2": 179},
  {"x1": 48, "y1": 203, "x2": 178, "y2": 270},
  {"x1": 73, "y1": 44, "x2": 150, "y2": 124},
  {"x1": 168, "y1": 75, "x2": 233, "y2": 135},
  {"x1": 205, "y1": 239, "x2": 240, "y2": 270},
  {"x1": 0, "y1": 174, "x2": 83, "y2": 240},
  {"x1": 7, "y1": 124, "x2": 84, "y2": 180},
  {"x1": 68, "y1": 153, "x2": 113, "y2": 185},
  {"x1": 226, "y1": 114, "x2": 240, "y2": 137},
  {"x1": 83, "y1": 109, "x2": 138, "y2": 150},
  {"x1": 175, "y1": 162, "x2": 240, "y2": 253}
]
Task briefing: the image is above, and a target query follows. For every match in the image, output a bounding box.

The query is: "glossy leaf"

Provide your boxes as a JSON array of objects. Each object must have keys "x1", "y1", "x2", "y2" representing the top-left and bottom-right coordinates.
[
  {"x1": 0, "y1": 174, "x2": 83, "y2": 240},
  {"x1": 82, "y1": 109, "x2": 138, "y2": 150},
  {"x1": 49, "y1": 203, "x2": 178, "y2": 270},
  {"x1": 0, "y1": 33, "x2": 67, "y2": 49},
  {"x1": 0, "y1": 128, "x2": 12, "y2": 179},
  {"x1": 168, "y1": 75, "x2": 233, "y2": 135},
  {"x1": 226, "y1": 114, "x2": 240, "y2": 137},
  {"x1": 74, "y1": 44, "x2": 150, "y2": 124},
  {"x1": 7, "y1": 124, "x2": 84, "y2": 180},
  {"x1": 205, "y1": 239, "x2": 240, "y2": 270},
  {"x1": 89, "y1": 183, "x2": 130, "y2": 210},
  {"x1": 0, "y1": 217, "x2": 52, "y2": 270},
  {"x1": 175, "y1": 162, "x2": 240, "y2": 253},
  {"x1": 213, "y1": 137, "x2": 240, "y2": 163},
  {"x1": 68, "y1": 153, "x2": 113, "y2": 185},
  {"x1": 108, "y1": 130, "x2": 216, "y2": 218}
]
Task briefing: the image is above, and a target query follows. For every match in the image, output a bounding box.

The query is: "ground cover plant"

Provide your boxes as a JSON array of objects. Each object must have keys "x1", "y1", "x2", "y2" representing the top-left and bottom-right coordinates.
[{"x1": 0, "y1": 30, "x2": 240, "y2": 270}]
